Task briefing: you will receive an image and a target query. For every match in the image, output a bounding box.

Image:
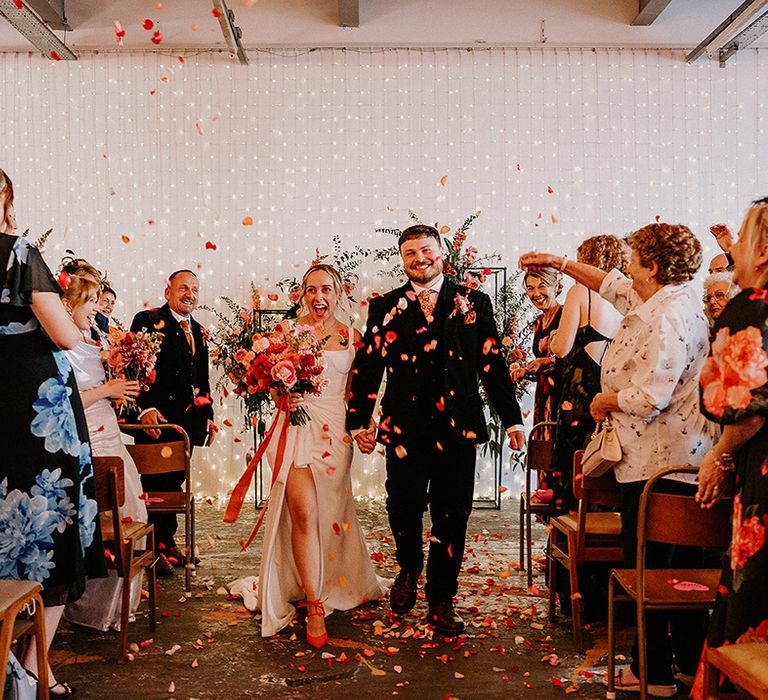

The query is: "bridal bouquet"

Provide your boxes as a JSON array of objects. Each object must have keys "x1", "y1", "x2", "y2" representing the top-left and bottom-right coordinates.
[
  {"x1": 209, "y1": 295, "x2": 327, "y2": 426},
  {"x1": 101, "y1": 327, "x2": 163, "y2": 412}
]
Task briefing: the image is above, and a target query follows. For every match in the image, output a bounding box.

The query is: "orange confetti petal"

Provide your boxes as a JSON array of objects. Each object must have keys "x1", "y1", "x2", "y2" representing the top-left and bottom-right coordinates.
[
  {"x1": 120, "y1": 235, "x2": 131, "y2": 244},
  {"x1": 439, "y1": 175, "x2": 448, "y2": 186},
  {"x1": 242, "y1": 216, "x2": 253, "y2": 226}
]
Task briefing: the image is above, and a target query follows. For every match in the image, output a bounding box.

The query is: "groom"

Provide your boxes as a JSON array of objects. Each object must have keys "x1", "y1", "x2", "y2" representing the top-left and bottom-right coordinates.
[{"x1": 347, "y1": 225, "x2": 525, "y2": 635}]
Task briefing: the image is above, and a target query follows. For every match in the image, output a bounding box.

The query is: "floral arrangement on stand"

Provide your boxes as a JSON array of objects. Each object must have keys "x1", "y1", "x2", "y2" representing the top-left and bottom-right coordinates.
[
  {"x1": 206, "y1": 290, "x2": 328, "y2": 429},
  {"x1": 374, "y1": 210, "x2": 535, "y2": 467},
  {"x1": 101, "y1": 327, "x2": 163, "y2": 413},
  {"x1": 277, "y1": 234, "x2": 370, "y2": 313}
]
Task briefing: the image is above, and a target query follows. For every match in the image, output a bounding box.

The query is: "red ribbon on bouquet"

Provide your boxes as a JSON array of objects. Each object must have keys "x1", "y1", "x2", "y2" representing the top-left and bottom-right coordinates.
[{"x1": 223, "y1": 397, "x2": 291, "y2": 551}]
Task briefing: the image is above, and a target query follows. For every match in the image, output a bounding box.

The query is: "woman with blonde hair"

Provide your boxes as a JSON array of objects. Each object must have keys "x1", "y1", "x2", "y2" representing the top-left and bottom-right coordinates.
[
  {"x1": 230, "y1": 263, "x2": 388, "y2": 648},
  {"x1": 693, "y1": 198, "x2": 768, "y2": 696},
  {"x1": 512, "y1": 266, "x2": 563, "y2": 440},
  {"x1": 57, "y1": 271, "x2": 149, "y2": 632}
]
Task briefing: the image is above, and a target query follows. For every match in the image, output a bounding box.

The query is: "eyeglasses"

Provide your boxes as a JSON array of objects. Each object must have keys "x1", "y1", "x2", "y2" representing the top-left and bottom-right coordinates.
[{"x1": 704, "y1": 291, "x2": 728, "y2": 304}]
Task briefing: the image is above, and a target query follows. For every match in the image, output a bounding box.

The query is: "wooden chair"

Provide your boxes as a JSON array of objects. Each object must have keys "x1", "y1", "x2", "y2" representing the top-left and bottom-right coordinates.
[
  {"x1": 606, "y1": 466, "x2": 732, "y2": 700},
  {"x1": 548, "y1": 449, "x2": 623, "y2": 650},
  {"x1": 704, "y1": 643, "x2": 768, "y2": 699},
  {"x1": 0, "y1": 580, "x2": 48, "y2": 699},
  {"x1": 121, "y1": 423, "x2": 195, "y2": 595},
  {"x1": 519, "y1": 420, "x2": 557, "y2": 588},
  {"x1": 92, "y1": 456, "x2": 157, "y2": 663}
]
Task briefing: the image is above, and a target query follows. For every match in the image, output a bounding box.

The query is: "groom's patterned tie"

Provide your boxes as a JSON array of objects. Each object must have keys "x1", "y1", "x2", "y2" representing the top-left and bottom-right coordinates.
[
  {"x1": 418, "y1": 289, "x2": 437, "y2": 322},
  {"x1": 179, "y1": 319, "x2": 195, "y2": 354}
]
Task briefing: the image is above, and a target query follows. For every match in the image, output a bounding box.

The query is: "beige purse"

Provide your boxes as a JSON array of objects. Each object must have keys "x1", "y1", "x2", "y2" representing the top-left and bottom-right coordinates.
[{"x1": 581, "y1": 419, "x2": 622, "y2": 477}]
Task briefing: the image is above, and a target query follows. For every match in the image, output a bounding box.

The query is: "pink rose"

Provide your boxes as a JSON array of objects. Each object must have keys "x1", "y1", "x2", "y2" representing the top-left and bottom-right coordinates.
[
  {"x1": 271, "y1": 360, "x2": 297, "y2": 388},
  {"x1": 702, "y1": 327, "x2": 768, "y2": 417}
]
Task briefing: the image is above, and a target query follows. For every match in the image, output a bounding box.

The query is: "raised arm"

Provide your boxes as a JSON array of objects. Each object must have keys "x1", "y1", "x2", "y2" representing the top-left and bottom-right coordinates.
[
  {"x1": 549, "y1": 284, "x2": 586, "y2": 359},
  {"x1": 31, "y1": 291, "x2": 83, "y2": 349},
  {"x1": 519, "y1": 252, "x2": 607, "y2": 293}
]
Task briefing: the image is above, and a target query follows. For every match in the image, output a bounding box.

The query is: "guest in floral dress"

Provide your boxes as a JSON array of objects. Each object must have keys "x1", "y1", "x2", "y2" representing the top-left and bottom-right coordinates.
[
  {"x1": 694, "y1": 198, "x2": 768, "y2": 697},
  {"x1": 0, "y1": 168, "x2": 104, "y2": 697}
]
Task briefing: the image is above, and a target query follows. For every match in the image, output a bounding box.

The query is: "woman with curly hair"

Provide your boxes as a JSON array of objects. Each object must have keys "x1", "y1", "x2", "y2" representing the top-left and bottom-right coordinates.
[
  {"x1": 520, "y1": 222, "x2": 712, "y2": 697},
  {"x1": 693, "y1": 199, "x2": 768, "y2": 697},
  {"x1": 548, "y1": 234, "x2": 627, "y2": 513}
]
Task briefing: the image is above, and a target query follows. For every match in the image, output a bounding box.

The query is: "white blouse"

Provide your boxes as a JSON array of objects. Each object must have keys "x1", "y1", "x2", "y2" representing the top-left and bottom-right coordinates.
[{"x1": 599, "y1": 269, "x2": 712, "y2": 483}]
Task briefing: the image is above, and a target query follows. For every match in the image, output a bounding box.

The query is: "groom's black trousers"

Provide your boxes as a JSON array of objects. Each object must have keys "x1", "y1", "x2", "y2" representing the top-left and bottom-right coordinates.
[{"x1": 384, "y1": 425, "x2": 477, "y2": 603}]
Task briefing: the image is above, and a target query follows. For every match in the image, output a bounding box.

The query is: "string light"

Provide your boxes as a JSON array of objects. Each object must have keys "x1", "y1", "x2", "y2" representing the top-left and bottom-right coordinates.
[{"x1": 2, "y1": 47, "x2": 765, "y2": 502}]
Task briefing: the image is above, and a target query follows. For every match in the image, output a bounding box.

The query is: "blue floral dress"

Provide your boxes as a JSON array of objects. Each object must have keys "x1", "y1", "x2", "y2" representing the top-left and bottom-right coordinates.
[{"x1": 0, "y1": 234, "x2": 104, "y2": 607}]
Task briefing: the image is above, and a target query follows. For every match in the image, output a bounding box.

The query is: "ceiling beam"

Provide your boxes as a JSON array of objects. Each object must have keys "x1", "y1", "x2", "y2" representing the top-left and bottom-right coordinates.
[
  {"x1": 25, "y1": 0, "x2": 69, "y2": 30},
  {"x1": 338, "y1": 0, "x2": 360, "y2": 28},
  {"x1": 631, "y1": 0, "x2": 674, "y2": 26},
  {"x1": 717, "y1": 9, "x2": 768, "y2": 64},
  {"x1": 211, "y1": 0, "x2": 248, "y2": 65},
  {"x1": 686, "y1": 0, "x2": 768, "y2": 63},
  {"x1": 0, "y1": 0, "x2": 76, "y2": 59}
]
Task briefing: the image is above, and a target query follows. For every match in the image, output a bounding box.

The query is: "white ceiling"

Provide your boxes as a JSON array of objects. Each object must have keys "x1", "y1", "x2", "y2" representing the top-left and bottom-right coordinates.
[{"x1": 0, "y1": 0, "x2": 764, "y2": 54}]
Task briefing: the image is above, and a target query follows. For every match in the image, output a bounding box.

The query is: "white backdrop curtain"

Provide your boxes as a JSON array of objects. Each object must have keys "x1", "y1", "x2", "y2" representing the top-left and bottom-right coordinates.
[{"x1": 1, "y1": 47, "x2": 766, "y2": 500}]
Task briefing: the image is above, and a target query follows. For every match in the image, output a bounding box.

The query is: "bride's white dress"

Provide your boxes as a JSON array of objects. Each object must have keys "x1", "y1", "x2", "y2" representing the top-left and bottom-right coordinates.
[
  {"x1": 230, "y1": 332, "x2": 389, "y2": 637},
  {"x1": 63, "y1": 339, "x2": 148, "y2": 631}
]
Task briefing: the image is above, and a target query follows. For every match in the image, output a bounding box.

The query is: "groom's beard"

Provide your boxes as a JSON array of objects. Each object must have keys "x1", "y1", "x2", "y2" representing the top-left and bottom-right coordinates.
[{"x1": 404, "y1": 256, "x2": 444, "y2": 285}]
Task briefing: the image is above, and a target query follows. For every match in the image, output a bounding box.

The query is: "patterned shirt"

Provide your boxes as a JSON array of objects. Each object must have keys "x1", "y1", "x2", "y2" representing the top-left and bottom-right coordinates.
[{"x1": 599, "y1": 269, "x2": 712, "y2": 483}]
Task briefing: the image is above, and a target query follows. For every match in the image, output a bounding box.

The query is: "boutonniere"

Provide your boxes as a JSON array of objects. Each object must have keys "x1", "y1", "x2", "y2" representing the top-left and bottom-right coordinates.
[
  {"x1": 199, "y1": 326, "x2": 210, "y2": 345},
  {"x1": 451, "y1": 293, "x2": 476, "y2": 324}
]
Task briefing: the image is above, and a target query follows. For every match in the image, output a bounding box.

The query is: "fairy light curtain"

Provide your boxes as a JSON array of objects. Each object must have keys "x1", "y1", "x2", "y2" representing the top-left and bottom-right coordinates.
[{"x1": 1, "y1": 47, "x2": 765, "y2": 500}]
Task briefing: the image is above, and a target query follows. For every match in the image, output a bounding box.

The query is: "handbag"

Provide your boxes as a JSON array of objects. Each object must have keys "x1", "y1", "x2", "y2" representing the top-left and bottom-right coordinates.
[
  {"x1": 581, "y1": 418, "x2": 622, "y2": 477},
  {"x1": 4, "y1": 652, "x2": 37, "y2": 700}
]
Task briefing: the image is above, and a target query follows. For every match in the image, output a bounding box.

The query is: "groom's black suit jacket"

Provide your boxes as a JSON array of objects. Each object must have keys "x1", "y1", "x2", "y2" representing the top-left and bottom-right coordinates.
[
  {"x1": 346, "y1": 279, "x2": 522, "y2": 447},
  {"x1": 130, "y1": 303, "x2": 213, "y2": 447}
]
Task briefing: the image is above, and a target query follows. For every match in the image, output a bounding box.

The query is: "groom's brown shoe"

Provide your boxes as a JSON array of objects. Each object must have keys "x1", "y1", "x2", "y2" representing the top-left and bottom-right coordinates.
[
  {"x1": 428, "y1": 600, "x2": 465, "y2": 635},
  {"x1": 390, "y1": 569, "x2": 420, "y2": 615}
]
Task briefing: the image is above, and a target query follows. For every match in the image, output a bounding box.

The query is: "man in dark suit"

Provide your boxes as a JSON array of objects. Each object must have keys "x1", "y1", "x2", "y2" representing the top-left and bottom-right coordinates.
[
  {"x1": 131, "y1": 269, "x2": 214, "y2": 575},
  {"x1": 347, "y1": 225, "x2": 525, "y2": 635}
]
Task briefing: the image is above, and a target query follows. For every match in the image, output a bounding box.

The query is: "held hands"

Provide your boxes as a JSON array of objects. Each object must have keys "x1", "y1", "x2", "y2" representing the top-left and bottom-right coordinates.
[
  {"x1": 104, "y1": 378, "x2": 140, "y2": 401},
  {"x1": 353, "y1": 419, "x2": 377, "y2": 454},
  {"x1": 140, "y1": 407, "x2": 167, "y2": 440},
  {"x1": 205, "y1": 419, "x2": 217, "y2": 447}
]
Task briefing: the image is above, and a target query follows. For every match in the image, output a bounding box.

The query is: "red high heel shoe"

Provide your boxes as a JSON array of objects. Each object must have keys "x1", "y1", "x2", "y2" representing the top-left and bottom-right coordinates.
[{"x1": 301, "y1": 599, "x2": 328, "y2": 649}]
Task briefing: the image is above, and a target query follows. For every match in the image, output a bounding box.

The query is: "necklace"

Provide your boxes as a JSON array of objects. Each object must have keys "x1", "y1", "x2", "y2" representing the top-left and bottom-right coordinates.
[{"x1": 541, "y1": 304, "x2": 559, "y2": 328}]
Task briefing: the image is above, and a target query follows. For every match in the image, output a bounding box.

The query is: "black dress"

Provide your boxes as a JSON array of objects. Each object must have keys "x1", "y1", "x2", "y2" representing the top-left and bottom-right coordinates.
[
  {"x1": 550, "y1": 291, "x2": 610, "y2": 513},
  {"x1": 0, "y1": 234, "x2": 105, "y2": 607},
  {"x1": 694, "y1": 286, "x2": 768, "y2": 694},
  {"x1": 529, "y1": 305, "x2": 563, "y2": 441}
]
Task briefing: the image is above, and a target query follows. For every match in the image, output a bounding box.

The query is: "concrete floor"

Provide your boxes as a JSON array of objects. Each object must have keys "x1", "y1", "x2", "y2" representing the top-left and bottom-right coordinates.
[{"x1": 51, "y1": 499, "x2": 635, "y2": 700}]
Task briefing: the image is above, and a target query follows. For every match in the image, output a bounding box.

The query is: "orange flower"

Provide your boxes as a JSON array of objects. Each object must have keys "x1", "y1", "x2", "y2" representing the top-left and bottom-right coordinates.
[
  {"x1": 702, "y1": 327, "x2": 768, "y2": 417},
  {"x1": 732, "y1": 515, "x2": 765, "y2": 570}
]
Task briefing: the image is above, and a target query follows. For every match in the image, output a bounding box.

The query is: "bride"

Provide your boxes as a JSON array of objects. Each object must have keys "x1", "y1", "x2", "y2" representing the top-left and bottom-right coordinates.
[
  {"x1": 231, "y1": 263, "x2": 389, "y2": 647},
  {"x1": 59, "y1": 272, "x2": 149, "y2": 631}
]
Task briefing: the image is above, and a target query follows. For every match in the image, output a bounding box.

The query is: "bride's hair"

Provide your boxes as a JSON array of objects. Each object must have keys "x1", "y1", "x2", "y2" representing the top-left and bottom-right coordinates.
[
  {"x1": 62, "y1": 274, "x2": 101, "y2": 310},
  {"x1": 299, "y1": 263, "x2": 344, "y2": 310}
]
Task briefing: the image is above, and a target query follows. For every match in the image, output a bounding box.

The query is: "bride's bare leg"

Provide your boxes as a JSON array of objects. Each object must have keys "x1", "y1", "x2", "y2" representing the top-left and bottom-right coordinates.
[
  {"x1": 23, "y1": 603, "x2": 64, "y2": 690},
  {"x1": 285, "y1": 464, "x2": 326, "y2": 639}
]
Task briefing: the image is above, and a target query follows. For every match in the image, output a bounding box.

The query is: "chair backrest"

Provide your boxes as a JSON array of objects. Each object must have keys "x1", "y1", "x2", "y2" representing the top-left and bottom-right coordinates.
[
  {"x1": 573, "y1": 449, "x2": 620, "y2": 508},
  {"x1": 92, "y1": 455, "x2": 126, "y2": 510},
  {"x1": 91, "y1": 456, "x2": 128, "y2": 571},
  {"x1": 640, "y1": 466, "x2": 732, "y2": 551},
  {"x1": 526, "y1": 421, "x2": 557, "y2": 472},
  {"x1": 120, "y1": 424, "x2": 191, "y2": 476}
]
